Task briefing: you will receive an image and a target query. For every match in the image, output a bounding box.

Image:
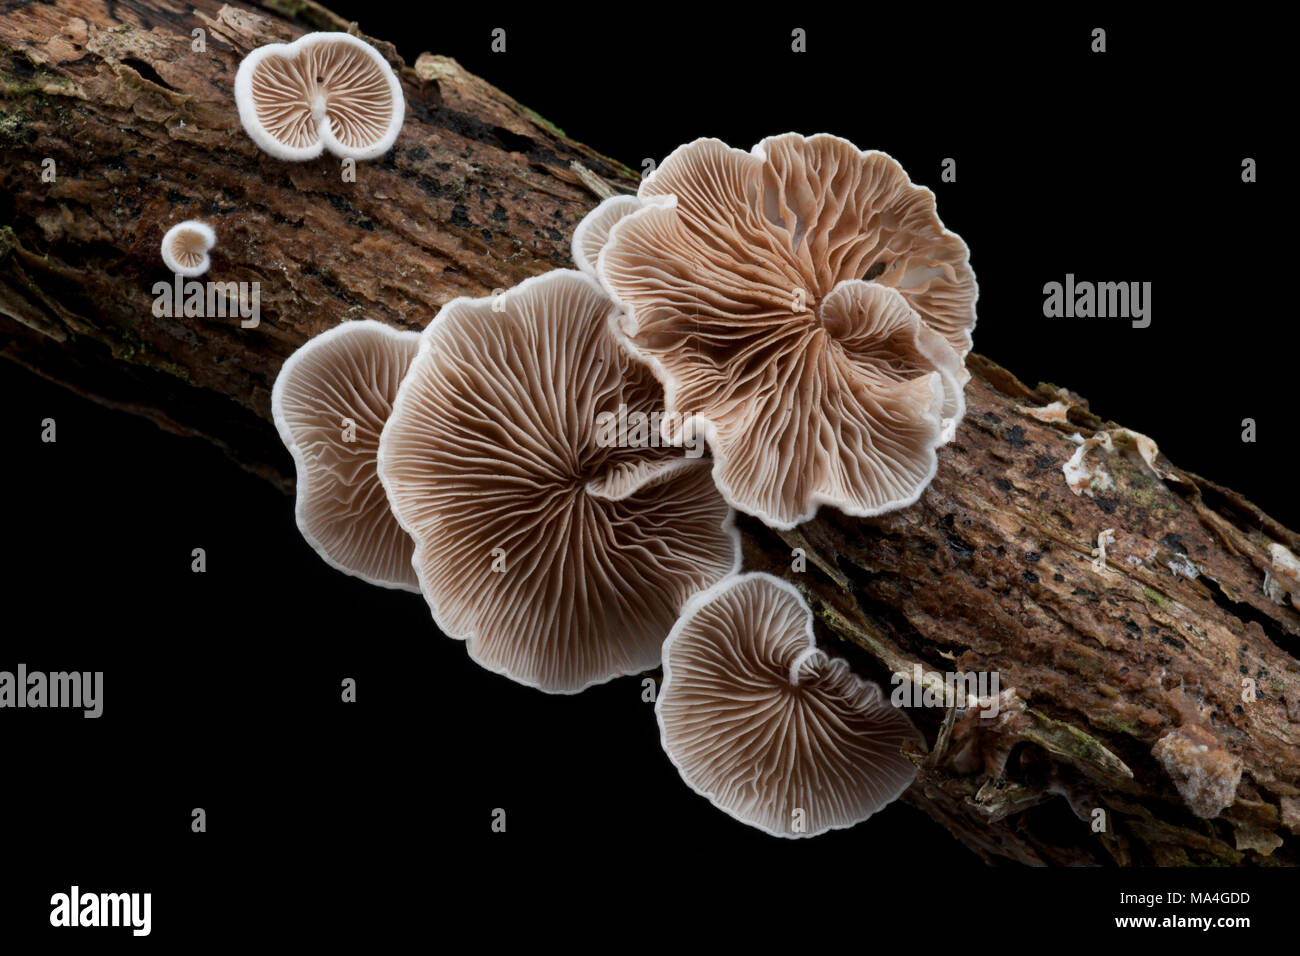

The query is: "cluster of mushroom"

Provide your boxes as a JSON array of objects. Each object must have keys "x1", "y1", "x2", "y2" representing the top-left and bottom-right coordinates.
[
  {"x1": 157, "y1": 32, "x2": 410, "y2": 278},
  {"x1": 255, "y1": 48, "x2": 977, "y2": 840}
]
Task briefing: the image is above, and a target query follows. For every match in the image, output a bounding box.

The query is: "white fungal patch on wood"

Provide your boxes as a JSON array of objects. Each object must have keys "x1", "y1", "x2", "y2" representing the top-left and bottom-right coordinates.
[
  {"x1": 1092, "y1": 528, "x2": 1116, "y2": 574},
  {"x1": 1264, "y1": 542, "x2": 1300, "y2": 609},
  {"x1": 1063, "y1": 432, "x2": 1115, "y2": 497},
  {"x1": 1017, "y1": 400, "x2": 1072, "y2": 423},
  {"x1": 1110, "y1": 427, "x2": 1184, "y2": 483},
  {"x1": 1062, "y1": 426, "x2": 1183, "y2": 499},
  {"x1": 1152, "y1": 724, "x2": 1242, "y2": 819}
]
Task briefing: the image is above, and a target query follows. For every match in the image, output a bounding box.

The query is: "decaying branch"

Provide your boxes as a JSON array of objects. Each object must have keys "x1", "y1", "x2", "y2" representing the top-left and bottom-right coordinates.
[
  {"x1": 3, "y1": 0, "x2": 1297, "y2": 864},
  {"x1": 743, "y1": 360, "x2": 1300, "y2": 864},
  {"x1": 1, "y1": 0, "x2": 636, "y2": 488}
]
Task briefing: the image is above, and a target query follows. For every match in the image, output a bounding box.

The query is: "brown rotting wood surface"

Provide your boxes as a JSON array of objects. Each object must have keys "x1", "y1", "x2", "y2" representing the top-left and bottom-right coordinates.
[{"x1": 3, "y1": 0, "x2": 1296, "y2": 865}]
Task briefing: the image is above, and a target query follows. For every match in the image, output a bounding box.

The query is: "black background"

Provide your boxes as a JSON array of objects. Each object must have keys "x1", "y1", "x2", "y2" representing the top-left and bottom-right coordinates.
[{"x1": 1, "y1": 4, "x2": 1290, "y2": 945}]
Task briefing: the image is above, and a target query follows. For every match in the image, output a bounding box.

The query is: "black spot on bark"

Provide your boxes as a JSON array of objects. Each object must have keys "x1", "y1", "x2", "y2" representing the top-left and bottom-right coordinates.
[
  {"x1": 1161, "y1": 533, "x2": 1190, "y2": 552},
  {"x1": 122, "y1": 58, "x2": 175, "y2": 93},
  {"x1": 9, "y1": 54, "x2": 35, "y2": 79},
  {"x1": 939, "y1": 514, "x2": 974, "y2": 560}
]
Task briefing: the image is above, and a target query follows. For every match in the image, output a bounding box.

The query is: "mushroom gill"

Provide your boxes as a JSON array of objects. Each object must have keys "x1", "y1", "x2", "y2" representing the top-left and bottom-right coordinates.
[
  {"x1": 161, "y1": 220, "x2": 216, "y2": 278},
  {"x1": 596, "y1": 133, "x2": 976, "y2": 528},
  {"x1": 235, "y1": 32, "x2": 405, "y2": 161},
  {"x1": 377, "y1": 270, "x2": 741, "y2": 693},
  {"x1": 272, "y1": 320, "x2": 421, "y2": 591},
  {"x1": 658, "y1": 572, "x2": 920, "y2": 837}
]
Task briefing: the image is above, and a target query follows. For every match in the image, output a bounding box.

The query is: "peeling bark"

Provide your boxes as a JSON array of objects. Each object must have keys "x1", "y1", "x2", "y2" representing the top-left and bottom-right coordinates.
[{"x1": 3, "y1": 0, "x2": 1297, "y2": 864}]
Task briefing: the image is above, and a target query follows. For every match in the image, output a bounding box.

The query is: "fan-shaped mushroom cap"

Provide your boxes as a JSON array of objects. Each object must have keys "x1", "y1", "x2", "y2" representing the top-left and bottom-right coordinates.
[
  {"x1": 272, "y1": 320, "x2": 421, "y2": 591},
  {"x1": 160, "y1": 220, "x2": 216, "y2": 277},
  {"x1": 235, "y1": 32, "x2": 405, "y2": 161},
  {"x1": 597, "y1": 133, "x2": 974, "y2": 528},
  {"x1": 377, "y1": 270, "x2": 741, "y2": 693},
  {"x1": 658, "y1": 572, "x2": 920, "y2": 838},
  {"x1": 572, "y1": 195, "x2": 642, "y2": 278}
]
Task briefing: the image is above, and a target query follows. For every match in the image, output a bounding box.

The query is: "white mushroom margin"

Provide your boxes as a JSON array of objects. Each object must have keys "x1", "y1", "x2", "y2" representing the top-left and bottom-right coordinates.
[
  {"x1": 592, "y1": 133, "x2": 974, "y2": 529},
  {"x1": 160, "y1": 220, "x2": 216, "y2": 277},
  {"x1": 235, "y1": 32, "x2": 405, "y2": 161},
  {"x1": 656, "y1": 572, "x2": 920, "y2": 837},
  {"x1": 271, "y1": 319, "x2": 422, "y2": 592}
]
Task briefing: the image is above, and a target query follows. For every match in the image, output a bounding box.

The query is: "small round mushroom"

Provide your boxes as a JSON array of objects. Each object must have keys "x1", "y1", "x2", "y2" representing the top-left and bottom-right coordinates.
[
  {"x1": 597, "y1": 133, "x2": 975, "y2": 528},
  {"x1": 160, "y1": 220, "x2": 216, "y2": 277},
  {"x1": 657, "y1": 572, "x2": 920, "y2": 838},
  {"x1": 377, "y1": 270, "x2": 741, "y2": 693},
  {"x1": 235, "y1": 32, "x2": 405, "y2": 161},
  {"x1": 272, "y1": 320, "x2": 421, "y2": 591}
]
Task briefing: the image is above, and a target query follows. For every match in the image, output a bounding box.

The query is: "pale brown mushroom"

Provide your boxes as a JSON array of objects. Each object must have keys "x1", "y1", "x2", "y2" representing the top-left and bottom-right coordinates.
[
  {"x1": 657, "y1": 572, "x2": 920, "y2": 837},
  {"x1": 235, "y1": 32, "x2": 404, "y2": 161},
  {"x1": 272, "y1": 320, "x2": 420, "y2": 591},
  {"x1": 160, "y1": 220, "x2": 215, "y2": 277},
  {"x1": 377, "y1": 270, "x2": 740, "y2": 693},
  {"x1": 597, "y1": 134, "x2": 975, "y2": 528},
  {"x1": 571, "y1": 194, "x2": 642, "y2": 278}
]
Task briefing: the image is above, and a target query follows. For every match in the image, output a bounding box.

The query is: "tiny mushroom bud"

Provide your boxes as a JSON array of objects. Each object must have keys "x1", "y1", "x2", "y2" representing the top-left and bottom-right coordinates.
[
  {"x1": 235, "y1": 32, "x2": 405, "y2": 161},
  {"x1": 272, "y1": 320, "x2": 421, "y2": 591},
  {"x1": 377, "y1": 270, "x2": 741, "y2": 693},
  {"x1": 597, "y1": 133, "x2": 975, "y2": 528},
  {"x1": 657, "y1": 572, "x2": 920, "y2": 837},
  {"x1": 161, "y1": 220, "x2": 216, "y2": 277}
]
